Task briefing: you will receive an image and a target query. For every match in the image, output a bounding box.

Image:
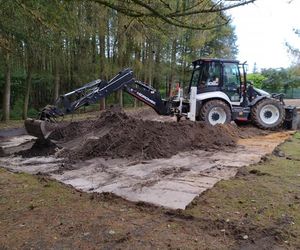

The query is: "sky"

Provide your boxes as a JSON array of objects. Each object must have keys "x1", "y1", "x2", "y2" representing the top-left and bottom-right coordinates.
[{"x1": 227, "y1": 0, "x2": 300, "y2": 72}]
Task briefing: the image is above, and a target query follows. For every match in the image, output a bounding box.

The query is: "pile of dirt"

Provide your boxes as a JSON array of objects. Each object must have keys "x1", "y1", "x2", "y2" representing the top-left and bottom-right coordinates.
[
  {"x1": 16, "y1": 139, "x2": 58, "y2": 158},
  {"x1": 56, "y1": 108, "x2": 239, "y2": 161},
  {"x1": 49, "y1": 119, "x2": 96, "y2": 141},
  {"x1": 18, "y1": 108, "x2": 274, "y2": 160},
  {"x1": 235, "y1": 124, "x2": 270, "y2": 138}
]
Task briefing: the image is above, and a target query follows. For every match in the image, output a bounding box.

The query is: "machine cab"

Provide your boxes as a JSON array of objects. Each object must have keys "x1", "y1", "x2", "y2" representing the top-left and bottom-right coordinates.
[{"x1": 189, "y1": 58, "x2": 243, "y2": 103}]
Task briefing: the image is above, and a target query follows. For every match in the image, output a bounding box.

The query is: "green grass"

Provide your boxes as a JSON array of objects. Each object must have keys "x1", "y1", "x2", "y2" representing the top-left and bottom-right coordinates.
[
  {"x1": 1, "y1": 133, "x2": 300, "y2": 248},
  {"x1": 0, "y1": 120, "x2": 25, "y2": 129},
  {"x1": 0, "y1": 106, "x2": 149, "y2": 130},
  {"x1": 186, "y1": 132, "x2": 300, "y2": 246}
]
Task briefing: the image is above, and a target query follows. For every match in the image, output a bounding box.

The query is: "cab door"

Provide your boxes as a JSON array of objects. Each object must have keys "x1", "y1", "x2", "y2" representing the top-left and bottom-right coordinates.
[{"x1": 222, "y1": 62, "x2": 241, "y2": 103}]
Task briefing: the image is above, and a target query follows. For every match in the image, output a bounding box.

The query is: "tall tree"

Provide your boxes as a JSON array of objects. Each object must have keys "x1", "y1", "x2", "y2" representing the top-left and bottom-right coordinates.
[
  {"x1": 2, "y1": 51, "x2": 11, "y2": 121},
  {"x1": 0, "y1": 0, "x2": 245, "y2": 121}
]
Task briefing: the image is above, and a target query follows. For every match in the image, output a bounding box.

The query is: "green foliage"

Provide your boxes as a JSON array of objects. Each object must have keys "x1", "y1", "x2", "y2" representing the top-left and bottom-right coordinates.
[
  {"x1": 247, "y1": 73, "x2": 267, "y2": 88},
  {"x1": 259, "y1": 67, "x2": 300, "y2": 95},
  {"x1": 10, "y1": 99, "x2": 38, "y2": 120},
  {"x1": 10, "y1": 99, "x2": 24, "y2": 120},
  {"x1": 287, "y1": 66, "x2": 300, "y2": 88},
  {"x1": 261, "y1": 68, "x2": 290, "y2": 92},
  {"x1": 0, "y1": 0, "x2": 240, "y2": 120}
]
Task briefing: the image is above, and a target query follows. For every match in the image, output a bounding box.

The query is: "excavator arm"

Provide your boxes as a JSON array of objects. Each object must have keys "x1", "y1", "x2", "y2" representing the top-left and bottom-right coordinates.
[
  {"x1": 123, "y1": 80, "x2": 170, "y2": 115},
  {"x1": 25, "y1": 68, "x2": 173, "y2": 139}
]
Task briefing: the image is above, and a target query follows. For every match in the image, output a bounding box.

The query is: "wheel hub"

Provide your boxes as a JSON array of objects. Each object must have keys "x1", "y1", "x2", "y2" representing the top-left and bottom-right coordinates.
[
  {"x1": 259, "y1": 104, "x2": 280, "y2": 125},
  {"x1": 208, "y1": 107, "x2": 227, "y2": 125},
  {"x1": 211, "y1": 113, "x2": 220, "y2": 121},
  {"x1": 264, "y1": 110, "x2": 272, "y2": 119}
]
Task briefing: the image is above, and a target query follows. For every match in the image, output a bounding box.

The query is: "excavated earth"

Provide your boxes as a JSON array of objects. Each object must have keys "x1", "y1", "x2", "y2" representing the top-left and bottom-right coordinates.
[
  {"x1": 2, "y1": 107, "x2": 292, "y2": 210},
  {"x1": 0, "y1": 107, "x2": 297, "y2": 249},
  {"x1": 18, "y1": 108, "x2": 251, "y2": 161},
  {"x1": 0, "y1": 105, "x2": 299, "y2": 249}
]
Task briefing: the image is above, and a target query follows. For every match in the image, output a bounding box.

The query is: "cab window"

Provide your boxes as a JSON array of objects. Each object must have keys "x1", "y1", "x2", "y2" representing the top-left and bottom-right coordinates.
[
  {"x1": 190, "y1": 68, "x2": 200, "y2": 87},
  {"x1": 199, "y1": 62, "x2": 221, "y2": 87},
  {"x1": 223, "y1": 63, "x2": 241, "y2": 87},
  {"x1": 189, "y1": 61, "x2": 221, "y2": 90}
]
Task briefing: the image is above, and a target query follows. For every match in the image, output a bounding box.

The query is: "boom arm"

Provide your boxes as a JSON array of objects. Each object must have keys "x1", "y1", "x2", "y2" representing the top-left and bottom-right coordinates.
[
  {"x1": 38, "y1": 68, "x2": 171, "y2": 121},
  {"x1": 123, "y1": 80, "x2": 170, "y2": 115}
]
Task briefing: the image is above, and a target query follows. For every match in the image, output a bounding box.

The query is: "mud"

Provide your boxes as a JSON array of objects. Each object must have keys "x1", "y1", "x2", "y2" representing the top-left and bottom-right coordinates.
[{"x1": 16, "y1": 139, "x2": 58, "y2": 158}]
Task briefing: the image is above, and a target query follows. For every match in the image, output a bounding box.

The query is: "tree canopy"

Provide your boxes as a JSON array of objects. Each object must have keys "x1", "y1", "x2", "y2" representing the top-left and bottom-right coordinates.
[{"x1": 0, "y1": 0, "x2": 255, "y2": 121}]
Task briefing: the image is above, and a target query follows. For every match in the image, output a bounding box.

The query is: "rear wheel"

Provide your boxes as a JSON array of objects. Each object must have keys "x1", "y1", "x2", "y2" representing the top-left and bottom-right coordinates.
[
  {"x1": 199, "y1": 100, "x2": 231, "y2": 125},
  {"x1": 251, "y1": 98, "x2": 285, "y2": 129}
]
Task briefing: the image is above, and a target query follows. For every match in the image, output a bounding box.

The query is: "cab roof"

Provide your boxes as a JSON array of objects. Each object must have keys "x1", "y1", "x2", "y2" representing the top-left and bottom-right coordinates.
[{"x1": 192, "y1": 58, "x2": 240, "y2": 66}]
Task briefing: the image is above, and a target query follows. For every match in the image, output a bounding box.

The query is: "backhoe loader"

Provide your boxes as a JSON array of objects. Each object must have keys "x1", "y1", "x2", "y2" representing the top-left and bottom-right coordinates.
[{"x1": 25, "y1": 58, "x2": 299, "y2": 139}]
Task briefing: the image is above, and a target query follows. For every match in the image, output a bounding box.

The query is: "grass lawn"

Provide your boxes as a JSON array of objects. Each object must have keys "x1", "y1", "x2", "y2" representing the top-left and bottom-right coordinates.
[{"x1": 0, "y1": 133, "x2": 299, "y2": 249}]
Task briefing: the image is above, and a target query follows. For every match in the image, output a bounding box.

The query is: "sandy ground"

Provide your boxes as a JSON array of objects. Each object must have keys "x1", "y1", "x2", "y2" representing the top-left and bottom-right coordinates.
[{"x1": 284, "y1": 98, "x2": 300, "y2": 107}]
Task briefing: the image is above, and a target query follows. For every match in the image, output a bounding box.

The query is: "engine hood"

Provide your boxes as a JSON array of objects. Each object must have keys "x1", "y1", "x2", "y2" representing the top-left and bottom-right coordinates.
[{"x1": 253, "y1": 87, "x2": 271, "y2": 97}]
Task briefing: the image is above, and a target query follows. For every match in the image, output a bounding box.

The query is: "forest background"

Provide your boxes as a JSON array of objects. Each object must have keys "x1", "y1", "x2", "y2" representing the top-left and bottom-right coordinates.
[{"x1": 0, "y1": 0, "x2": 299, "y2": 121}]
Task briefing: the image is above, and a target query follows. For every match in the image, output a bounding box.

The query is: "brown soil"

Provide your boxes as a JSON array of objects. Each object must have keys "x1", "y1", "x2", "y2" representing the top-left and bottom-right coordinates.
[
  {"x1": 49, "y1": 119, "x2": 96, "y2": 141},
  {"x1": 19, "y1": 107, "x2": 271, "y2": 160},
  {"x1": 16, "y1": 139, "x2": 58, "y2": 158},
  {"x1": 56, "y1": 108, "x2": 239, "y2": 161},
  {"x1": 1, "y1": 109, "x2": 297, "y2": 249}
]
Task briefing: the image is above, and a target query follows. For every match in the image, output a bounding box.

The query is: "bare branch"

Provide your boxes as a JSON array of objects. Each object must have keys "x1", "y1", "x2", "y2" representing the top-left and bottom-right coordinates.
[
  {"x1": 87, "y1": 0, "x2": 143, "y2": 17},
  {"x1": 167, "y1": 0, "x2": 256, "y2": 17},
  {"x1": 16, "y1": 1, "x2": 54, "y2": 29},
  {"x1": 159, "y1": 0, "x2": 172, "y2": 10},
  {"x1": 86, "y1": 0, "x2": 254, "y2": 30}
]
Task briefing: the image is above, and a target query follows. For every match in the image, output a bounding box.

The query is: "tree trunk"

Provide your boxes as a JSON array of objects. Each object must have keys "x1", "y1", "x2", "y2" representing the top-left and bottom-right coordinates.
[
  {"x1": 116, "y1": 14, "x2": 125, "y2": 107},
  {"x1": 134, "y1": 98, "x2": 137, "y2": 108},
  {"x1": 67, "y1": 38, "x2": 72, "y2": 85},
  {"x1": 153, "y1": 42, "x2": 161, "y2": 89},
  {"x1": 23, "y1": 54, "x2": 33, "y2": 120},
  {"x1": 169, "y1": 39, "x2": 177, "y2": 97},
  {"x1": 2, "y1": 52, "x2": 11, "y2": 121},
  {"x1": 106, "y1": 10, "x2": 110, "y2": 59},
  {"x1": 148, "y1": 42, "x2": 154, "y2": 86},
  {"x1": 99, "y1": 98, "x2": 106, "y2": 110},
  {"x1": 118, "y1": 90, "x2": 123, "y2": 107},
  {"x1": 99, "y1": 13, "x2": 106, "y2": 110},
  {"x1": 54, "y1": 58, "x2": 60, "y2": 101}
]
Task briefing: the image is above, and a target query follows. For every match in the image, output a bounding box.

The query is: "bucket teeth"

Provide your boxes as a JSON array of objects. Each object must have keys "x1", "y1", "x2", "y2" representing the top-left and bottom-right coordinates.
[{"x1": 24, "y1": 119, "x2": 57, "y2": 139}]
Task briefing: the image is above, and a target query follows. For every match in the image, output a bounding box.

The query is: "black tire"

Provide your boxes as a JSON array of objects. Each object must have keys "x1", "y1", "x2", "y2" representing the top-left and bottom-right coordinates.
[
  {"x1": 251, "y1": 98, "x2": 285, "y2": 129},
  {"x1": 198, "y1": 100, "x2": 231, "y2": 125}
]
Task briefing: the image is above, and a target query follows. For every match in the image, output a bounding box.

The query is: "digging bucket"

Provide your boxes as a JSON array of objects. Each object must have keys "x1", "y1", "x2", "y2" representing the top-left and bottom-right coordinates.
[{"x1": 24, "y1": 119, "x2": 57, "y2": 139}]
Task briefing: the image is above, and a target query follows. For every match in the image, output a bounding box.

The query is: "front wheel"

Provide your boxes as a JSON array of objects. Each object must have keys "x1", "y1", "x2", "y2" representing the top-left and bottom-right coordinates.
[
  {"x1": 251, "y1": 98, "x2": 285, "y2": 129},
  {"x1": 199, "y1": 100, "x2": 231, "y2": 125}
]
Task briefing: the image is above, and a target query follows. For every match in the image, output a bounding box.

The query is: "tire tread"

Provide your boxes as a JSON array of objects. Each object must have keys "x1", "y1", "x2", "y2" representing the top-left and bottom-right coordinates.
[
  {"x1": 199, "y1": 100, "x2": 231, "y2": 124},
  {"x1": 251, "y1": 98, "x2": 285, "y2": 129}
]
